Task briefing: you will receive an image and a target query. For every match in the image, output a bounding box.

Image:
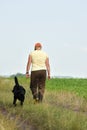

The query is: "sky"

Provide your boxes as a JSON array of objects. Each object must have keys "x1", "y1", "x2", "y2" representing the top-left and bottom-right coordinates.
[{"x1": 0, "y1": 0, "x2": 87, "y2": 78}]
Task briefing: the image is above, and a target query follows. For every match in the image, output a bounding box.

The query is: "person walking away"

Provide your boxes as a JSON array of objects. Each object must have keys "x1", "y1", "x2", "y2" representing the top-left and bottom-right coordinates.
[{"x1": 26, "y1": 43, "x2": 50, "y2": 103}]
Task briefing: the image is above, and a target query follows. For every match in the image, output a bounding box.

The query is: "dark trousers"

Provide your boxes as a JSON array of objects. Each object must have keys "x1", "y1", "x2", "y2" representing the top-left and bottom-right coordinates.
[{"x1": 30, "y1": 70, "x2": 46, "y2": 101}]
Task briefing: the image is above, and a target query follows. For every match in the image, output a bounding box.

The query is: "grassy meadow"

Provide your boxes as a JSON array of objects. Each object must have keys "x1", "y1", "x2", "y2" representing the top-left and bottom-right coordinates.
[{"x1": 0, "y1": 76, "x2": 87, "y2": 130}]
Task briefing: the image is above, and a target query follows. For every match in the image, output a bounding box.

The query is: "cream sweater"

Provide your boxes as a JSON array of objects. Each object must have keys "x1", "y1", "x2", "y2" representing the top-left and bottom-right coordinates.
[{"x1": 30, "y1": 50, "x2": 48, "y2": 71}]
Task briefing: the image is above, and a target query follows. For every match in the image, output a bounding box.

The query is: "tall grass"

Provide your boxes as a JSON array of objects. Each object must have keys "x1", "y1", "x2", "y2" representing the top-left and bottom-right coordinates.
[{"x1": 0, "y1": 77, "x2": 87, "y2": 130}]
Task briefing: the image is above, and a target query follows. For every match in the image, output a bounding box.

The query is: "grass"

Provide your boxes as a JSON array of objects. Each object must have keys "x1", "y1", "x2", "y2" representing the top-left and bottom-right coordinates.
[
  {"x1": 46, "y1": 78, "x2": 87, "y2": 98},
  {"x1": 0, "y1": 76, "x2": 87, "y2": 130}
]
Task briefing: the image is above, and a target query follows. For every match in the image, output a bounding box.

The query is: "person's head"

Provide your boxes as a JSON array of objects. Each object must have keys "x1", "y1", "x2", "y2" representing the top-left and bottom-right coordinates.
[{"x1": 34, "y1": 42, "x2": 42, "y2": 50}]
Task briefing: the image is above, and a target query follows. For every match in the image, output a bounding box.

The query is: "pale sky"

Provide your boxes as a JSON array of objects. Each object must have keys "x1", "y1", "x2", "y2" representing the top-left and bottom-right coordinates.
[{"x1": 0, "y1": 0, "x2": 87, "y2": 78}]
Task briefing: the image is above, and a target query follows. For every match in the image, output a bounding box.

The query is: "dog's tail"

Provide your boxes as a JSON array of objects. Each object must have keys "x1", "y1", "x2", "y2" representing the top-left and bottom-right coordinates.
[{"x1": 14, "y1": 76, "x2": 19, "y2": 86}]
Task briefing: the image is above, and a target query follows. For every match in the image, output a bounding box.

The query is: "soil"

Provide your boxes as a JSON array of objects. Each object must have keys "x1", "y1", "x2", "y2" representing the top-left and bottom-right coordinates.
[
  {"x1": 0, "y1": 105, "x2": 36, "y2": 130},
  {"x1": 0, "y1": 103, "x2": 87, "y2": 130}
]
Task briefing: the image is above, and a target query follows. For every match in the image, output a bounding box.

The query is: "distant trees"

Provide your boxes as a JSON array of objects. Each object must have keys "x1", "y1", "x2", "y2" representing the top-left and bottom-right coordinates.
[{"x1": 10, "y1": 73, "x2": 25, "y2": 77}]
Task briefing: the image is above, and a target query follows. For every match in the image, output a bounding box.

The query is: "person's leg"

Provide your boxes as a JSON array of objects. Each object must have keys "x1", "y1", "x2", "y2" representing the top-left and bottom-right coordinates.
[
  {"x1": 38, "y1": 70, "x2": 46, "y2": 102},
  {"x1": 30, "y1": 71, "x2": 38, "y2": 101}
]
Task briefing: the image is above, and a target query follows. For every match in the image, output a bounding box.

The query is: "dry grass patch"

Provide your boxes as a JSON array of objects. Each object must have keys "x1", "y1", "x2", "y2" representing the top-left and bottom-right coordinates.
[{"x1": 44, "y1": 90, "x2": 87, "y2": 112}]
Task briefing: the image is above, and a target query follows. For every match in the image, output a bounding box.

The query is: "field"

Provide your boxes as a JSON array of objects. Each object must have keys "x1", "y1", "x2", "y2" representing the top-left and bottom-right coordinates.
[{"x1": 0, "y1": 76, "x2": 87, "y2": 130}]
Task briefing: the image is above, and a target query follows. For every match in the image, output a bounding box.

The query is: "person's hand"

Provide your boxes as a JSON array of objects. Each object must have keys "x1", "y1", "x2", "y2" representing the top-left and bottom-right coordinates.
[
  {"x1": 26, "y1": 73, "x2": 29, "y2": 78},
  {"x1": 48, "y1": 75, "x2": 50, "y2": 80},
  {"x1": 26, "y1": 72, "x2": 30, "y2": 78}
]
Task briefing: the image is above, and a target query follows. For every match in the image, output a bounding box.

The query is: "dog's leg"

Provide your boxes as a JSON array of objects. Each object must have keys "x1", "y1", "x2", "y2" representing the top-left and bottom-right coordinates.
[
  {"x1": 13, "y1": 98, "x2": 17, "y2": 106},
  {"x1": 20, "y1": 101, "x2": 23, "y2": 106}
]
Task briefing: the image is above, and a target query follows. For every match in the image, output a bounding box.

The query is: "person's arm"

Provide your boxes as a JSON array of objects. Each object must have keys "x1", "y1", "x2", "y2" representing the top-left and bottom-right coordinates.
[
  {"x1": 45, "y1": 57, "x2": 50, "y2": 79},
  {"x1": 26, "y1": 54, "x2": 32, "y2": 78}
]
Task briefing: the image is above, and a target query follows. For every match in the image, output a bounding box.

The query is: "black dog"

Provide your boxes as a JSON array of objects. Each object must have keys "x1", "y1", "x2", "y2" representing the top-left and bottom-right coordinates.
[{"x1": 12, "y1": 76, "x2": 26, "y2": 106}]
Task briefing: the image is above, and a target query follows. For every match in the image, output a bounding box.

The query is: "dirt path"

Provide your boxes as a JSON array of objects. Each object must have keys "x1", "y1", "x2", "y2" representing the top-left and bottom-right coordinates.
[
  {"x1": 0, "y1": 106, "x2": 36, "y2": 130},
  {"x1": 0, "y1": 103, "x2": 87, "y2": 130}
]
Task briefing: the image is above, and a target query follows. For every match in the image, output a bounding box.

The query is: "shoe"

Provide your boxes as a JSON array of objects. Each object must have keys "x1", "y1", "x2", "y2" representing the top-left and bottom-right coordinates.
[{"x1": 34, "y1": 98, "x2": 39, "y2": 104}]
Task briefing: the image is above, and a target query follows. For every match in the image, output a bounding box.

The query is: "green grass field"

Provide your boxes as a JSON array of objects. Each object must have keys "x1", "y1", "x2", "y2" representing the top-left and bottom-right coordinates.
[{"x1": 0, "y1": 76, "x2": 87, "y2": 130}]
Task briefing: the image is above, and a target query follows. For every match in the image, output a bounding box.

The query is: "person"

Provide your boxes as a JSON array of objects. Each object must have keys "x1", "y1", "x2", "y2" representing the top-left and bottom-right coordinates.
[{"x1": 26, "y1": 42, "x2": 50, "y2": 103}]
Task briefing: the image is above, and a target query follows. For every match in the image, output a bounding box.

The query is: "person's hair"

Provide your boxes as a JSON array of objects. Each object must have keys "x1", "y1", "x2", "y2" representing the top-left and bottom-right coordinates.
[{"x1": 34, "y1": 43, "x2": 42, "y2": 50}]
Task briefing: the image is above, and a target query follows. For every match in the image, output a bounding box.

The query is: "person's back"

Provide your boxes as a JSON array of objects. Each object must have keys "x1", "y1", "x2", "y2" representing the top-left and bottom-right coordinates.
[{"x1": 30, "y1": 50, "x2": 48, "y2": 71}]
